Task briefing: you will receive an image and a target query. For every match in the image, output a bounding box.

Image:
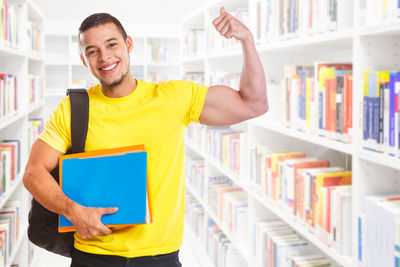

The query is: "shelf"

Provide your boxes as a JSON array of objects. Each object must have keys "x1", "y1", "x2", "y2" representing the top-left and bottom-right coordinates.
[
  {"x1": 147, "y1": 62, "x2": 181, "y2": 67},
  {"x1": 186, "y1": 179, "x2": 250, "y2": 263},
  {"x1": 186, "y1": 183, "x2": 206, "y2": 208},
  {"x1": 6, "y1": 224, "x2": 28, "y2": 267},
  {"x1": 28, "y1": 1, "x2": 45, "y2": 21},
  {"x1": 184, "y1": 220, "x2": 215, "y2": 267},
  {"x1": 250, "y1": 189, "x2": 353, "y2": 267},
  {"x1": 46, "y1": 93, "x2": 65, "y2": 98},
  {"x1": 0, "y1": 174, "x2": 23, "y2": 212},
  {"x1": 357, "y1": 148, "x2": 400, "y2": 170},
  {"x1": 206, "y1": 208, "x2": 250, "y2": 263},
  {"x1": 206, "y1": 47, "x2": 242, "y2": 60},
  {"x1": 359, "y1": 21, "x2": 400, "y2": 37},
  {"x1": 28, "y1": 53, "x2": 44, "y2": 62},
  {"x1": 0, "y1": 101, "x2": 44, "y2": 131},
  {"x1": 45, "y1": 61, "x2": 69, "y2": 66},
  {"x1": 28, "y1": 100, "x2": 45, "y2": 114},
  {"x1": 258, "y1": 28, "x2": 354, "y2": 53},
  {"x1": 250, "y1": 118, "x2": 355, "y2": 155},
  {"x1": 182, "y1": 55, "x2": 205, "y2": 63},
  {"x1": 185, "y1": 140, "x2": 248, "y2": 191},
  {"x1": 0, "y1": 45, "x2": 25, "y2": 58}
]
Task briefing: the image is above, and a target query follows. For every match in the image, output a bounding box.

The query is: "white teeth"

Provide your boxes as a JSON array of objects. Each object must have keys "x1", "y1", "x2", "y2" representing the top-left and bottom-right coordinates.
[{"x1": 101, "y1": 63, "x2": 117, "y2": 71}]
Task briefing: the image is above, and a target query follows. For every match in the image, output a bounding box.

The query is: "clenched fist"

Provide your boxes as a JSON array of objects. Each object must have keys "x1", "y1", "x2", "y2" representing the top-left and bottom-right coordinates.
[{"x1": 212, "y1": 7, "x2": 252, "y2": 42}]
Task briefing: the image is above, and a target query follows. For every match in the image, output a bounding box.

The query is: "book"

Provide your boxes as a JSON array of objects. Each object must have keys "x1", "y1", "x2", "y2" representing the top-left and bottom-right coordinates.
[{"x1": 58, "y1": 144, "x2": 152, "y2": 232}]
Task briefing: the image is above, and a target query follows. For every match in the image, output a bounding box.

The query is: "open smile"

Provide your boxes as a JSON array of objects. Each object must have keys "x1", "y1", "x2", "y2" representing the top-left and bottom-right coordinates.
[{"x1": 99, "y1": 62, "x2": 119, "y2": 73}]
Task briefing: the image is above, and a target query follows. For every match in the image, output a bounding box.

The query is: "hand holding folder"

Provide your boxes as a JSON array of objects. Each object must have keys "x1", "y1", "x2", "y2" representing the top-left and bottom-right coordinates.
[{"x1": 58, "y1": 144, "x2": 152, "y2": 233}]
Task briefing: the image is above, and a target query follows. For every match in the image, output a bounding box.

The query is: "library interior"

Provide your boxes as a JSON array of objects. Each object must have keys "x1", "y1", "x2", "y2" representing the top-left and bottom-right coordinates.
[{"x1": 0, "y1": 0, "x2": 398, "y2": 266}]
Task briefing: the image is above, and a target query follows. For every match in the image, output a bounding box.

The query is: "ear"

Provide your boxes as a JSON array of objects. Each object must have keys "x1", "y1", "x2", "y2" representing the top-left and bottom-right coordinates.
[
  {"x1": 126, "y1": 36, "x2": 133, "y2": 53},
  {"x1": 80, "y1": 54, "x2": 88, "y2": 68}
]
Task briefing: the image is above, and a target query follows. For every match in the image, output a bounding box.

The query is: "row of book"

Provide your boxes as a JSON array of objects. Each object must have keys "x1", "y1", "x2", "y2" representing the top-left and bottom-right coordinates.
[
  {"x1": 183, "y1": 30, "x2": 205, "y2": 57},
  {"x1": 185, "y1": 193, "x2": 248, "y2": 267},
  {"x1": 27, "y1": 21, "x2": 40, "y2": 55},
  {"x1": 359, "y1": 194, "x2": 400, "y2": 267},
  {"x1": 0, "y1": 2, "x2": 18, "y2": 48},
  {"x1": 253, "y1": 220, "x2": 339, "y2": 267},
  {"x1": 0, "y1": 140, "x2": 20, "y2": 196},
  {"x1": 28, "y1": 75, "x2": 44, "y2": 105},
  {"x1": 250, "y1": 146, "x2": 352, "y2": 255},
  {"x1": 185, "y1": 156, "x2": 248, "y2": 243},
  {"x1": 363, "y1": 0, "x2": 400, "y2": 24},
  {"x1": 207, "y1": 176, "x2": 248, "y2": 243},
  {"x1": 147, "y1": 72, "x2": 170, "y2": 83},
  {"x1": 0, "y1": 200, "x2": 20, "y2": 267},
  {"x1": 147, "y1": 44, "x2": 167, "y2": 63},
  {"x1": 186, "y1": 123, "x2": 245, "y2": 175},
  {"x1": 184, "y1": 72, "x2": 205, "y2": 85},
  {"x1": 183, "y1": 8, "x2": 249, "y2": 57},
  {"x1": 251, "y1": 0, "x2": 352, "y2": 43},
  {"x1": 209, "y1": 72, "x2": 240, "y2": 91},
  {"x1": 0, "y1": 74, "x2": 18, "y2": 120},
  {"x1": 207, "y1": 8, "x2": 250, "y2": 52},
  {"x1": 28, "y1": 118, "x2": 44, "y2": 152},
  {"x1": 281, "y1": 63, "x2": 353, "y2": 143},
  {"x1": 185, "y1": 157, "x2": 205, "y2": 200},
  {"x1": 362, "y1": 71, "x2": 400, "y2": 156},
  {"x1": 70, "y1": 79, "x2": 98, "y2": 90}
]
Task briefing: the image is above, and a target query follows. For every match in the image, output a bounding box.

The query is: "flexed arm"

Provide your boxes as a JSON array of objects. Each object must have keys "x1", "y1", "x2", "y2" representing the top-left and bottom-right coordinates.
[{"x1": 199, "y1": 7, "x2": 268, "y2": 126}]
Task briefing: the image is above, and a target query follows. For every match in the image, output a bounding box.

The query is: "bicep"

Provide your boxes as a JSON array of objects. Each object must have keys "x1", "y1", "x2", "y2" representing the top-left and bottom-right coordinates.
[
  {"x1": 25, "y1": 139, "x2": 64, "y2": 173},
  {"x1": 199, "y1": 85, "x2": 258, "y2": 126}
]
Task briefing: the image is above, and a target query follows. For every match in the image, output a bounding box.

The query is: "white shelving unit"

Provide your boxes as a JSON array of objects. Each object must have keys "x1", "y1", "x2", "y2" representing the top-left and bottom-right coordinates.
[
  {"x1": 0, "y1": 0, "x2": 45, "y2": 265},
  {"x1": 181, "y1": 0, "x2": 400, "y2": 266}
]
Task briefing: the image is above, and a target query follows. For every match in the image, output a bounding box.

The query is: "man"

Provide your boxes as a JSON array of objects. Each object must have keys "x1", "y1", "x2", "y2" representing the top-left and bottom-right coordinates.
[{"x1": 23, "y1": 7, "x2": 268, "y2": 267}]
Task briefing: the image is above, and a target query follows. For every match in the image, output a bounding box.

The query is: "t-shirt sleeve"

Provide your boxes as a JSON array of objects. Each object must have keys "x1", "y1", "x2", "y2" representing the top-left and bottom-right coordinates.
[
  {"x1": 38, "y1": 97, "x2": 71, "y2": 154},
  {"x1": 169, "y1": 80, "x2": 209, "y2": 126}
]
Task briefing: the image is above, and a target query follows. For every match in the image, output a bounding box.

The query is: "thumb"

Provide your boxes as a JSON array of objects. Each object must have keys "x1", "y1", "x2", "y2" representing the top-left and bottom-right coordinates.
[
  {"x1": 220, "y1": 7, "x2": 225, "y2": 16},
  {"x1": 100, "y1": 207, "x2": 118, "y2": 215}
]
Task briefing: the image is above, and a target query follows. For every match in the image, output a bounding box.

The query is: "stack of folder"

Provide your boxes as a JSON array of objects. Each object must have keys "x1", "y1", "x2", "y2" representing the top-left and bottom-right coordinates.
[{"x1": 58, "y1": 144, "x2": 152, "y2": 232}]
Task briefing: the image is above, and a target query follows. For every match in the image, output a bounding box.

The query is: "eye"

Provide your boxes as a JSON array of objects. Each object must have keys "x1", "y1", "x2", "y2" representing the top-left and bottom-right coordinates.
[
  {"x1": 87, "y1": 50, "x2": 97, "y2": 56},
  {"x1": 109, "y1": 43, "x2": 117, "y2": 48}
]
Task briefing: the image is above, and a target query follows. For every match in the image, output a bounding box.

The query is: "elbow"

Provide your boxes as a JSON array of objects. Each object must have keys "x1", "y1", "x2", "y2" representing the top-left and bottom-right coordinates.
[
  {"x1": 22, "y1": 166, "x2": 34, "y2": 191},
  {"x1": 253, "y1": 99, "x2": 269, "y2": 117}
]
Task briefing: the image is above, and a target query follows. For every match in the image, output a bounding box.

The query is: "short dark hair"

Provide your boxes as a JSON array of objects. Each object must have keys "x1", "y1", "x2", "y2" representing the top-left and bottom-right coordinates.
[{"x1": 79, "y1": 13, "x2": 127, "y2": 41}]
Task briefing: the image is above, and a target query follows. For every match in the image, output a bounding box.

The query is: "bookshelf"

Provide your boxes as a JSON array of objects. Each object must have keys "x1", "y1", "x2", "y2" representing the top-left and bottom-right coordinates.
[
  {"x1": 0, "y1": 0, "x2": 45, "y2": 266},
  {"x1": 182, "y1": 0, "x2": 400, "y2": 267}
]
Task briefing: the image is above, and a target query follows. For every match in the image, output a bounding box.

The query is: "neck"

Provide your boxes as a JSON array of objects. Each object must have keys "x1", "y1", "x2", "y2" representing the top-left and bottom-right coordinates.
[{"x1": 100, "y1": 73, "x2": 137, "y2": 98}]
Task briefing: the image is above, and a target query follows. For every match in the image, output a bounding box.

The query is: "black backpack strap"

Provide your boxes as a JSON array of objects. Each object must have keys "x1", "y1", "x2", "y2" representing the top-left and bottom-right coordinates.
[{"x1": 67, "y1": 89, "x2": 89, "y2": 154}]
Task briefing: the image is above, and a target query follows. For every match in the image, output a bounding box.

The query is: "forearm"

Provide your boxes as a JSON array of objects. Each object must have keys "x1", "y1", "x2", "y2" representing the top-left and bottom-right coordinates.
[
  {"x1": 23, "y1": 165, "x2": 76, "y2": 218},
  {"x1": 239, "y1": 35, "x2": 268, "y2": 112}
]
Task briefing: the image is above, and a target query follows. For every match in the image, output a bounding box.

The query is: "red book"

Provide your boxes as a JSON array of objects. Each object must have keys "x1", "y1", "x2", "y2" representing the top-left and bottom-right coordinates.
[
  {"x1": 329, "y1": 78, "x2": 337, "y2": 132},
  {"x1": 348, "y1": 74, "x2": 353, "y2": 131}
]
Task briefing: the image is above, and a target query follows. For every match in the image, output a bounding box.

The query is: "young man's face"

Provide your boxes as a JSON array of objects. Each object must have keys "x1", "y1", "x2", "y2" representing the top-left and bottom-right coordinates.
[{"x1": 79, "y1": 22, "x2": 132, "y2": 88}]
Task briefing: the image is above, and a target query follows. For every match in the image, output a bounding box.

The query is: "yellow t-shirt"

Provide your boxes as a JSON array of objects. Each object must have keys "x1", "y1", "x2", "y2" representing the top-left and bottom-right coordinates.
[{"x1": 39, "y1": 79, "x2": 209, "y2": 257}]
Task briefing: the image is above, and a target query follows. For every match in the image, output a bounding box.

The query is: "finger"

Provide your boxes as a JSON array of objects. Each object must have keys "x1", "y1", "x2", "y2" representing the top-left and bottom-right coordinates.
[
  {"x1": 215, "y1": 13, "x2": 231, "y2": 32},
  {"x1": 220, "y1": 21, "x2": 232, "y2": 36},
  {"x1": 97, "y1": 225, "x2": 113, "y2": 236},
  {"x1": 220, "y1": 7, "x2": 226, "y2": 16},
  {"x1": 213, "y1": 11, "x2": 229, "y2": 27},
  {"x1": 99, "y1": 207, "x2": 118, "y2": 215}
]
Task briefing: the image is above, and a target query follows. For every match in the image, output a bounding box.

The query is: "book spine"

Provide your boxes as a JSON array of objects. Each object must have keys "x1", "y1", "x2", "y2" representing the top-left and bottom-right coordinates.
[
  {"x1": 337, "y1": 76, "x2": 344, "y2": 136},
  {"x1": 363, "y1": 72, "x2": 370, "y2": 146}
]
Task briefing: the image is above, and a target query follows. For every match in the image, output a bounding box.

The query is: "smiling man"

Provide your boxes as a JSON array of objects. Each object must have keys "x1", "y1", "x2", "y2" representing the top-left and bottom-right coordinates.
[{"x1": 23, "y1": 8, "x2": 268, "y2": 267}]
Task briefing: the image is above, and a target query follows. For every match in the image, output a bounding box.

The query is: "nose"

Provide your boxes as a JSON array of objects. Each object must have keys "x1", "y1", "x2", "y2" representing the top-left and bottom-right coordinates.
[{"x1": 99, "y1": 49, "x2": 112, "y2": 62}]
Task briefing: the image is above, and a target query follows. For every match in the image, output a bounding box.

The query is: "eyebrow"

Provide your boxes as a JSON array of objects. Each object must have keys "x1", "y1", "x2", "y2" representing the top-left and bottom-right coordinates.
[{"x1": 85, "y1": 38, "x2": 119, "y2": 52}]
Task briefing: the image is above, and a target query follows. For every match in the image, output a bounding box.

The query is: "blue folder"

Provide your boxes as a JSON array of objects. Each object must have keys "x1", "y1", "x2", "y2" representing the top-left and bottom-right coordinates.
[{"x1": 58, "y1": 150, "x2": 150, "y2": 232}]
